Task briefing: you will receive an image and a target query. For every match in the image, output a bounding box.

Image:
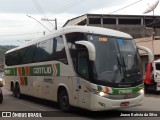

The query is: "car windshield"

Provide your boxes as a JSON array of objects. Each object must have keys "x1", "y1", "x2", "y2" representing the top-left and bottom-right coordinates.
[{"x1": 155, "y1": 62, "x2": 160, "y2": 70}]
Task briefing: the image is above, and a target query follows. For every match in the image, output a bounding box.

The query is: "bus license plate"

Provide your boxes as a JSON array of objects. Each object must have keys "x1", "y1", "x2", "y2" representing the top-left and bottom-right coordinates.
[{"x1": 120, "y1": 102, "x2": 129, "y2": 106}]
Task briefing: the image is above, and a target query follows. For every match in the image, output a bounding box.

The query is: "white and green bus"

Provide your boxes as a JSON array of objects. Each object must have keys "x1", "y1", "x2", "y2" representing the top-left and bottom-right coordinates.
[{"x1": 4, "y1": 26, "x2": 144, "y2": 111}]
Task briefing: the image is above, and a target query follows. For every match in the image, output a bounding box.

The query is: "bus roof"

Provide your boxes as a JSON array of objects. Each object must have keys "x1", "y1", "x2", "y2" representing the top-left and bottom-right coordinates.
[{"x1": 6, "y1": 26, "x2": 132, "y2": 54}]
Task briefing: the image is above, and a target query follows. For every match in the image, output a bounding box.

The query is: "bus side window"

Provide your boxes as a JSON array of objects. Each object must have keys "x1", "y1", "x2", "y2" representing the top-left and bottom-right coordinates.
[
  {"x1": 5, "y1": 51, "x2": 20, "y2": 66},
  {"x1": 20, "y1": 45, "x2": 36, "y2": 64},
  {"x1": 77, "y1": 51, "x2": 89, "y2": 79},
  {"x1": 65, "y1": 32, "x2": 86, "y2": 71},
  {"x1": 52, "y1": 36, "x2": 68, "y2": 64}
]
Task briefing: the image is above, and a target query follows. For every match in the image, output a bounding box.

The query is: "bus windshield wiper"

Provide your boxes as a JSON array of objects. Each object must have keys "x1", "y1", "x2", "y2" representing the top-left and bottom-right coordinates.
[
  {"x1": 121, "y1": 56, "x2": 127, "y2": 72},
  {"x1": 112, "y1": 55, "x2": 123, "y2": 82}
]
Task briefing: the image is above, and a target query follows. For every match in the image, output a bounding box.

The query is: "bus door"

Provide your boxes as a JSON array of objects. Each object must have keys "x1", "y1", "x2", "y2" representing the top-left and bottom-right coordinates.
[
  {"x1": 77, "y1": 77, "x2": 91, "y2": 109},
  {"x1": 72, "y1": 77, "x2": 79, "y2": 106},
  {"x1": 76, "y1": 51, "x2": 91, "y2": 109}
]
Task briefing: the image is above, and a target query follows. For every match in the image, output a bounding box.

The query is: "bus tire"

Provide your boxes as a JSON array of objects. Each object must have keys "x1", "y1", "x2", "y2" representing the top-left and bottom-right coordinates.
[
  {"x1": 15, "y1": 84, "x2": 22, "y2": 99},
  {"x1": 59, "y1": 89, "x2": 71, "y2": 112},
  {"x1": 11, "y1": 84, "x2": 16, "y2": 97},
  {"x1": 0, "y1": 97, "x2": 3, "y2": 104},
  {"x1": 144, "y1": 84, "x2": 148, "y2": 94}
]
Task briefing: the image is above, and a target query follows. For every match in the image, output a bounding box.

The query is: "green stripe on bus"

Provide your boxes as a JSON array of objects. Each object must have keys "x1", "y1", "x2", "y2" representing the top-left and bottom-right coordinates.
[
  {"x1": 22, "y1": 67, "x2": 25, "y2": 76},
  {"x1": 55, "y1": 63, "x2": 60, "y2": 76},
  {"x1": 24, "y1": 77, "x2": 28, "y2": 85},
  {"x1": 5, "y1": 68, "x2": 17, "y2": 76},
  {"x1": 97, "y1": 85, "x2": 103, "y2": 91},
  {"x1": 5, "y1": 63, "x2": 60, "y2": 77},
  {"x1": 112, "y1": 84, "x2": 143, "y2": 95}
]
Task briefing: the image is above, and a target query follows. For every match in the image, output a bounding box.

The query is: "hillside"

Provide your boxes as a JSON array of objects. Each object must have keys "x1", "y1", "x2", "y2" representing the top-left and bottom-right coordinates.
[{"x1": 0, "y1": 45, "x2": 17, "y2": 72}]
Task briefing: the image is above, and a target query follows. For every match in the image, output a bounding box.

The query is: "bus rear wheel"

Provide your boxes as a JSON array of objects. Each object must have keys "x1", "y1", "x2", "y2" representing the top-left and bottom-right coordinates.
[
  {"x1": 15, "y1": 84, "x2": 22, "y2": 99},
  {"x1": 11, "y1": 84, "x2": 16, "y2": 97},
  {"x1": 59, "y1": 89, "x2": 71, "y2": 112}
]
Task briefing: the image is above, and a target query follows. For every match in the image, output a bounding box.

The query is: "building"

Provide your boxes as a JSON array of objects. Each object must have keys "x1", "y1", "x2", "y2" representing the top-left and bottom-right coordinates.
[
  {"x1": 64, "y1": 14, "x2": 160, "y2": 75},
  {"x1": 64, "y1": 14, "x2": 160, "y2": 39},
  {"x1": 135, "y1": 36, "x2": 160, "y2": 74}
]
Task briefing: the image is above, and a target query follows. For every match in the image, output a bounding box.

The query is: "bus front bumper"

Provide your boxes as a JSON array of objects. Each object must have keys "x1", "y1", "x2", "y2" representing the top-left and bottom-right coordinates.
[{"x1": 90, "y1": 92, "x2": 144, "y2": 111}]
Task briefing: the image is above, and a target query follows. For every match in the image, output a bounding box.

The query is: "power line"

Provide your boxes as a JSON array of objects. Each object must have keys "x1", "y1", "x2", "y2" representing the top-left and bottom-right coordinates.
[
  {"x1": 32, "y1": 0, "x2": 55, "y2": 27},
  {"x1": 26, "y1": 15, "x2": 51, "y2": 32},
  {"x1": 32, "y1": 0, "x2": 45, "y2": 15},
  {"x1": 0, "y1": 32, "x2": 43, "y2": 37},
  {"x1": 57, "y1": 0, "x2": 87, "y2": 12},
  {"x1": 108, "y1": 0, "x2": 143, "y2": 14},
  {"x1": 52, "y1": 0, "x2": 83, "y2": 12},
  {"x1": 31, "y1": 0, "x2": 88, "y2": 29}
]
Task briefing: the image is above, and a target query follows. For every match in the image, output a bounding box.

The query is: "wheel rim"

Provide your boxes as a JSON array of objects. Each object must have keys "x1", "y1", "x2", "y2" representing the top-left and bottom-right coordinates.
[{"x1": 61, "y1": 96, "x2": 68, "y2": 107}]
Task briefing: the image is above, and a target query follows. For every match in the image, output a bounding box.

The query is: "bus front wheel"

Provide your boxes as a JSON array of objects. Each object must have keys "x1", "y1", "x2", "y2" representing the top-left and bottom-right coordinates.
[{"x1": 59, "y1": 89, "x2": 71, "y2": 112}]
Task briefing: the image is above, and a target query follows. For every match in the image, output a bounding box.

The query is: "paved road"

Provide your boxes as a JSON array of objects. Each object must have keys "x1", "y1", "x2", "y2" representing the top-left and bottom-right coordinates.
[{"x1": 0, "y1": 87, "x2": 160, "y2": 120}]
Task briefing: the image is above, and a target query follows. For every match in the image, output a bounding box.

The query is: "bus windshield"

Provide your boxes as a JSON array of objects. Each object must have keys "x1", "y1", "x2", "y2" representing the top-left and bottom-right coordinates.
[{"x1": 87, "y1": 34, "x2": 142, "y2": 87}]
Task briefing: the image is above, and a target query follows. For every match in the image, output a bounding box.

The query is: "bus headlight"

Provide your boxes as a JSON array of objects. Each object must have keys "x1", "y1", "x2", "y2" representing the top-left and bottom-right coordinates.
[
  {"x1": 99, "y1": 92, "x2": 106, "y2": 97},
  {"x1": 139, "y1": 89, "x2": 144, "y2": 94},
  {"x1": 92, "y1": 90, "x2": 108, "y2": 97},
  {"x1": 92, "y1": 87, "x2": 111, "y2": 97}
]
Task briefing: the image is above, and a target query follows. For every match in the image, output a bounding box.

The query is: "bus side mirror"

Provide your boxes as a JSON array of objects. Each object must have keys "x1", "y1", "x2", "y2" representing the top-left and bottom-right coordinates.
[
  {"x1": 75, "y1": 41, "x2": 96, "y2": 61},
  {"x1": 137, "y1": 46, "x2": 154, "y2": 62}
]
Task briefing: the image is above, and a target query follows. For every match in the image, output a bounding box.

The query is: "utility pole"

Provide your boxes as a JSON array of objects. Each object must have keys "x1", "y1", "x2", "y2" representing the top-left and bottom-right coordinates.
[
  {"x1": 41, "y1": 18, "x2": 57, "y2": 30},
  {"x1": 26, "y1": 15, "x2": 51, "y2": 32}
]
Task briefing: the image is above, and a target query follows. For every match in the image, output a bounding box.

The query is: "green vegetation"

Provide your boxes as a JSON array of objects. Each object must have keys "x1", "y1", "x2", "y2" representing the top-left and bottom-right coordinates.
[{"x1": 0, "y1": 45, "x2": 17, "y2": 72}]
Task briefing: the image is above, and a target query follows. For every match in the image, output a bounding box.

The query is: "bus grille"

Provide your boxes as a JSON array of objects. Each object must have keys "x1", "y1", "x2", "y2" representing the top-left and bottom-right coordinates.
[{"x1": 106, "y1": 93, "x2": 140, "y2": 100}]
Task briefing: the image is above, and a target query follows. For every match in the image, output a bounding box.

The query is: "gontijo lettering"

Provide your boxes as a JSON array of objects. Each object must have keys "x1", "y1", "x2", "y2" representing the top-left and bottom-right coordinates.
[{"x1": 33, "y1": 67, "x2": 52, "y2": 74}]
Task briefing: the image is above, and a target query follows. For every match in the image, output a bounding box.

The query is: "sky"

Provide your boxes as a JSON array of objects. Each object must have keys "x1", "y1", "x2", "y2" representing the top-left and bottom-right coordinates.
[{"x1": 0, "y1": 0, "x2": 160, "y2": 46}]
